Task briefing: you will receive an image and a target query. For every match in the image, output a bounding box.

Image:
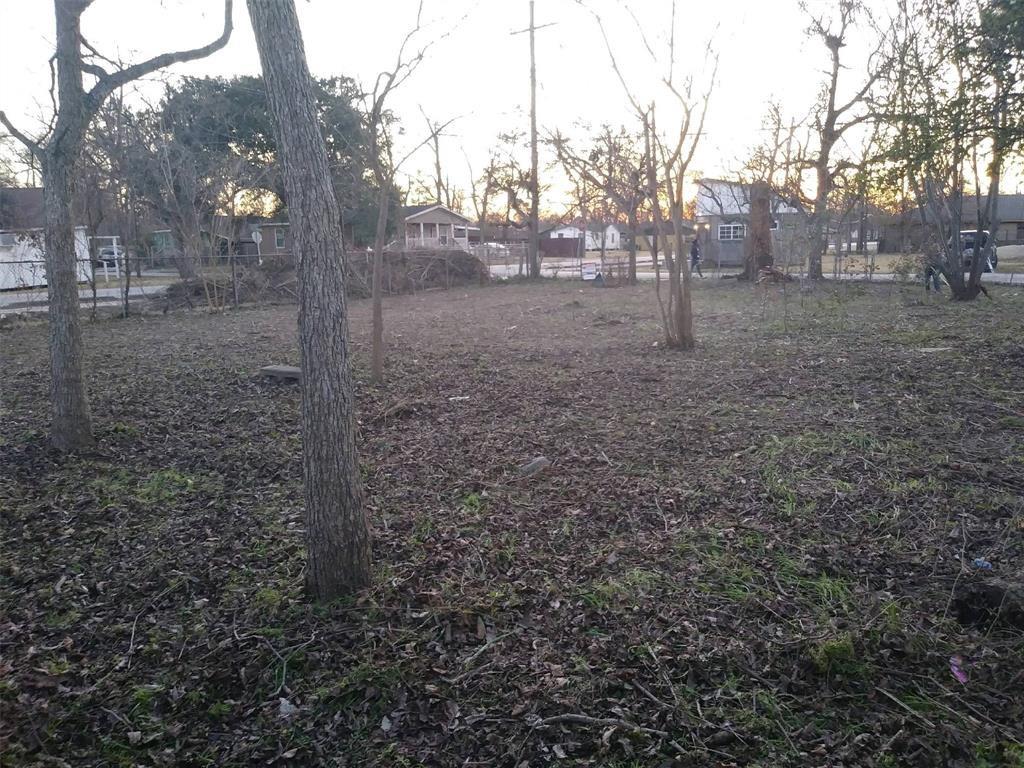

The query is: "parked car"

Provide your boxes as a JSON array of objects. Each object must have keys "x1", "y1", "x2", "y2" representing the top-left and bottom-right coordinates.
[
  {"x1": 955, "y1": 230, "x2": 998, "y2": 272},
  {"x1": 94, "y1": 245, "x2": 124, "y2": 269}
]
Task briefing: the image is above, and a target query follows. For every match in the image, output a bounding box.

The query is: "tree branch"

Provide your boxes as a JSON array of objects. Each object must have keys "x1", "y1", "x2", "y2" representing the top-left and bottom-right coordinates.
[
  {"x1": 0, "y1": 111, "x2": 42, "y2": 158},
  {"x1": 80, "y1": 35, "x2": 121, "y2": 71},
  {"x1": 89, "y1": 0, "x2": 233, "y2": 105},
  {"x1": 394, "y1": 116, "x2": 458, "y2": 172},
  {"x1": 834, "y1": 69, "x2": 880, "y2": 119},
  {"x1": 81, "y1": 61, "x2": 109, "y2": 79}
]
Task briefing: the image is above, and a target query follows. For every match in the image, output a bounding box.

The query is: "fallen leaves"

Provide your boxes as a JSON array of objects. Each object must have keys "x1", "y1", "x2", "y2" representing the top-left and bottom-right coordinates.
[{"x1": 2, "y1": 281, "x2": 1023, "y2": 766}]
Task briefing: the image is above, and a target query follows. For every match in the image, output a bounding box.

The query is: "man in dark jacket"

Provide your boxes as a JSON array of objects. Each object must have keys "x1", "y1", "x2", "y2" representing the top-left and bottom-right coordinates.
[{"x1": 690, "y1": 238, "x2": 704, "y2": 278}]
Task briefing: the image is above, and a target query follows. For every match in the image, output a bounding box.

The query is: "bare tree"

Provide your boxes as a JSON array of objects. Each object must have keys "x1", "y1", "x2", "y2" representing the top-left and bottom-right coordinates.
[
  {"x1": 550, "y1": 126, "x2": 648, "y2": 283},
  {"x1": 466, "y1": 145, "x2": 501, "y2": 250},
  {"x1": 589, "y1": 1, "x2": 717, "y2": 349},
  {"x1": 801, "y1": 0, "x2": 880, "y2": 280},
  {"x1": 0, "y1": 0, "x2": 232, "y2": 450},
  {"x1": 734, "y1": 105, "x2": 810, "y2": 277},
  {"x1": 364, "y1": 1, "x2": 432, "y2": 385},
  {"x1": 876, "y1": 0, "x2": 1019, "y2": 300},
  {"x1": 419, "y1": 107, "x2": 463, "y2": 210},
  {"x1": 248, "y1": 0, "x2": 371, "y2": 599},
  {"x1": 86, "y1": 95, "x2": 149, "y2": 315}
]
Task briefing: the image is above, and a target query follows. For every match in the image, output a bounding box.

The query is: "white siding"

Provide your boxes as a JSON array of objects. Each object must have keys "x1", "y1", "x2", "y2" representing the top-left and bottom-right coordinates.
[
  {"x1": 548, "y1": 224, "x2": 623, "y2": 250},
  {"x1": 696, "y1": 180, "x2": 799, "y2": 217},
  {"x1": 0, "y1": 227, "x2": 91, "y2": 290}
]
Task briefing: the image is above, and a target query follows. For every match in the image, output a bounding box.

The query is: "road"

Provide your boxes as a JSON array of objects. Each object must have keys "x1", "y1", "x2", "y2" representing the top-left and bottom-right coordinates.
[
  {"x1": 0, "y1": 283, "x2": 171, "y2": 313},
  {"x1": 488, "y1": 260, "x2": 1024, "y2": 285},
  {"x1": 2, "y1": 263, "x2": 1020, "y2": 315}
]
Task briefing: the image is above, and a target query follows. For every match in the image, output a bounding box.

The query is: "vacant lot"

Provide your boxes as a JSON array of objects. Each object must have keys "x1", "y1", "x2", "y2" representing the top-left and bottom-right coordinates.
[{"x1": 2, "y1": 279, "x2": 1023, "y2": 767}]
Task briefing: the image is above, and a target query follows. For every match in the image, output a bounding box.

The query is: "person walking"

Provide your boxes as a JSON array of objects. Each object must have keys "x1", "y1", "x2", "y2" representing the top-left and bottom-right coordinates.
[
  {"x1": 924, "y1": 259, "x2": 943, "y2": 293},
  {"x1": 690, "y1": 238, "x2": 704, "y2": 278}
]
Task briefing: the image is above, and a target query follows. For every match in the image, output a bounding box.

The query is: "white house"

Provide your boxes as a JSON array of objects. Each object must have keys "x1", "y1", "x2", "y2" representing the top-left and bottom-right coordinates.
[
  {"x1": 403, "y1": 204, "x2": 473, "y2": 250},
  {"x1": 0, "y1": 227, "x2": 91, "y2": 291},
  {"x1": 545, "y1": 223, "x2": 624, "y2": 251}
]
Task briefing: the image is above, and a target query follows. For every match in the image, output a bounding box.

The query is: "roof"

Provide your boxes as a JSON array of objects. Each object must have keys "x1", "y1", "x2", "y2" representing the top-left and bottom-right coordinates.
[
  {"x1": 403, "y1": 204, "x2": 436, "y2": 217},
  {"x1": 402, "y1": 204, "x2": 471, "y2": 223},
  {"x1": 698, "y1": 177, "x2": 743, "y2": 188},
  {"x1": 542, "y1": 221, "x2": 626, "y2": 234},
  {"x1": 961, "y1": 194, "x2": 1024, "y2": 222},
  {"x1": 639, "y1": 220, "x2": 696, "y2": 236}
]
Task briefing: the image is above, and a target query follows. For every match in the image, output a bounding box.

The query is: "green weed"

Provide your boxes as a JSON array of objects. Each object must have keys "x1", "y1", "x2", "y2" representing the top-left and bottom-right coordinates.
[
  {"x1": 809, "y1": 633, "x2": 860, "y2": 676},
  {"x1": 138, "y1": 469, "x2": 195, "y2": 505}
]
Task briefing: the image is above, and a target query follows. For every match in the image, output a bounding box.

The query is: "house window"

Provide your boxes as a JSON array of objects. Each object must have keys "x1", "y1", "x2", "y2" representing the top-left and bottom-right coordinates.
[
  {"x1": 719, "y1": 223, "x2": 745, "y2": 241},
  {"x1": 1017, "y1": 222, "x2": 1024, "y2": 241},
  {"x1": 557, "y1": 233, "x2": 564, "y2": 238},
  {"x1": 275, "y1": 228, "x2": 286, "y2": 249},
  {"x1": 770, "y1": 219, "x2": 780, "y2": 231}
]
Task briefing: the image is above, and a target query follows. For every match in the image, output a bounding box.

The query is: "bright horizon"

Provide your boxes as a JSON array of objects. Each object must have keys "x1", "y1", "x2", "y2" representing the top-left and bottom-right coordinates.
[{"x1": 3, "y1": 0, "x2": 1018, "y2": 212}]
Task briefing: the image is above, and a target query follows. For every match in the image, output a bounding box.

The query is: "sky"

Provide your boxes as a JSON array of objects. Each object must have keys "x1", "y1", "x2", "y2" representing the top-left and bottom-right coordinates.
[{"x1": 0, "y1": 0, "x2": 942, "y2": 211}]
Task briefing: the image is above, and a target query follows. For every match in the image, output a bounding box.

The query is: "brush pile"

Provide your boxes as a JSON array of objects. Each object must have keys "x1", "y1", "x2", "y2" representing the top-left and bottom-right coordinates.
[{"x1": 155, "y1": 249, "x2": 489, "y2": 310}]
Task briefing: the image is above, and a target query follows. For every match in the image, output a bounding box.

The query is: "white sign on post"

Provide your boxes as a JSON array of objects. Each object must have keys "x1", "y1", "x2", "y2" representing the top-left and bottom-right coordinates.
[
  {"x1": 581, "y1": 261, "x2": 598, "y2": 281},
  {"x1": 252, "y1": 229, "x2": 263, "y2": 265}
]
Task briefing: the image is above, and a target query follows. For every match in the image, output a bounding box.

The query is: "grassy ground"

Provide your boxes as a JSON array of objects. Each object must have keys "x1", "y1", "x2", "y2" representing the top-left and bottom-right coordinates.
[{"x1": 2, "y1": 279, "x2": 1023, "y2": 767}]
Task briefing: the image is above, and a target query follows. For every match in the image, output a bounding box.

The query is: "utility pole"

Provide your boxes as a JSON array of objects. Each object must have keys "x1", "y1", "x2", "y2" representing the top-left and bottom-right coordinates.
[
  {"x1": 528, "y1": 1, "x2": 539, "y2": 278},
  {"x1": 512, "y1": 2, "x2": 555, "y2": 279}
]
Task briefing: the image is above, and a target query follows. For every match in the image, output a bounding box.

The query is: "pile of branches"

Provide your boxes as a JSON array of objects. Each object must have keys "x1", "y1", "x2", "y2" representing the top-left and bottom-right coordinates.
[
  {"x1": 155, "y1": 249, "x2": 489, "y2": 310},
  {"x1": 756, "y1": 266, "x2": 797, "y2": 283},
  {"x1": 342, "y1": 248, "x2": 489, "y2": 298}
]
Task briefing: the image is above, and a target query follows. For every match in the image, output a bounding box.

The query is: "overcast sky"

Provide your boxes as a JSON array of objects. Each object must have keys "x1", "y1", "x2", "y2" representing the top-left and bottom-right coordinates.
[{"x1": 1, "y1": 0, "x2": 916, "y2": 209}]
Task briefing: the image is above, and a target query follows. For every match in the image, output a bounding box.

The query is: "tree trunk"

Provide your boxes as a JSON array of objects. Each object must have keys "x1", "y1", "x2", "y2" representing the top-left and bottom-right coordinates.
[
  {"x1": 627, "y1": 210, "x2": 638, "y2": 284},
  {"x1": 478, "y1": 205, "x2": 488, "y2": 251},
  {"x1": 744, "y1": 181, "x2": 773, "y2": 281},
  {"x1": 809, "y1": 158, "x2": 829, "y2": 280},
  {"x1": 40, "y1": 1, "x2": 94, "y2": 450},
  {"x1": 957, "y1": 118, "x2": 1004, "y2": 303},
  {"x1": 856, "y1": 198, "x2": 867, "y2": 254},
  {"x1": 179, "y1": 236, "x2": 202, "y2": 284},
  {"x1": 41, "y1": 153, "x2": 94, "y2": 450},
  {"x1": 642, "y1": 119, "x2": 671, "y2": 346},
  {"x1": 671, "y1": 216, "x2": 694, "y2": 350},
  {"x1": 527, "y1": 1, "x2": 540, "y2": 279},
  {"x1": 371, "y1": 182, "x2": 388, "y2": 383},
  {"x1": 248, "y1": 0, "x2": 371, "y2": 599}
]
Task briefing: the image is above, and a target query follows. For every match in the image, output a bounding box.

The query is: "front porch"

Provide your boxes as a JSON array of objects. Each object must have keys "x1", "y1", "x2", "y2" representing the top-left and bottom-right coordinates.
[{"x1": 404, "y1": 221, "x2": 471, "y2": 250}]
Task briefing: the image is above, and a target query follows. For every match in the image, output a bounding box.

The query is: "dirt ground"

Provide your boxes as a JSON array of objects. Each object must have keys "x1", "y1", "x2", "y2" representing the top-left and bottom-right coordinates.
[{"x1": 2, "y1": 278, "x2": 1023, "y2": 767}]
